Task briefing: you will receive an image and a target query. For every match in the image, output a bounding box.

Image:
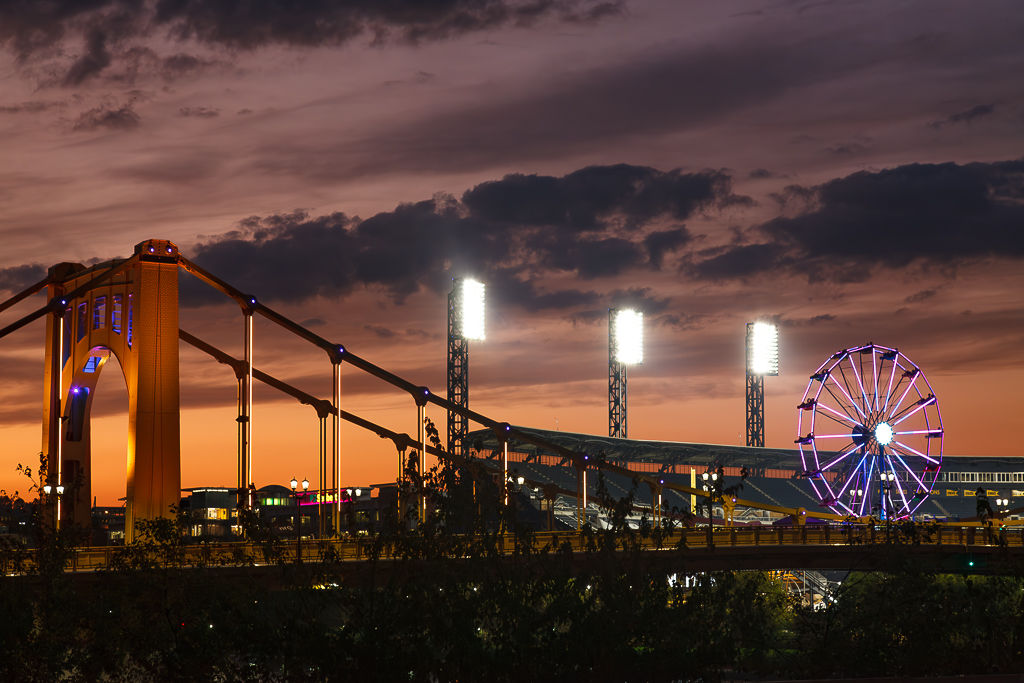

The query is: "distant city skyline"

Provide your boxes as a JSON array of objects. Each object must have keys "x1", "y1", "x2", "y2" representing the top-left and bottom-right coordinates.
[{"x1": 1, "y1": 0, "x2": 1023, "y2": 505}]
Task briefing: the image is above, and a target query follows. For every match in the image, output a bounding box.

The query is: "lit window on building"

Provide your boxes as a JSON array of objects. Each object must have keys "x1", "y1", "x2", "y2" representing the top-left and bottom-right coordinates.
[
  {"x1": 93, "y1": 296, "x2": 106, "y2": 330},
  {"x1": 112, "y1": 295, "x2": 122, "y2": 334}
]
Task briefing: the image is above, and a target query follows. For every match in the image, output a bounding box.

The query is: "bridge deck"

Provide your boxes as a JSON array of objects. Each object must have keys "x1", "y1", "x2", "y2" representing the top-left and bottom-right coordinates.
[{"x1": 5, "y1": 525, "x2": 1023, "y2": 578}]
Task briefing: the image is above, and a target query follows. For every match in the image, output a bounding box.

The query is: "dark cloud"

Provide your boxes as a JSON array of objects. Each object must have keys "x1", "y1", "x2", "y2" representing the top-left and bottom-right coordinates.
[
  {"x1": 780, "y1": 314, "x2": 835, "y2": 328},
  {"x1": 905, "y1": 289, "x2": 938, "y2": 304},
  {"x1": 462, "y1": 165, "x2": 732, "y2": 229},
  {"x1": 187, "y1": 164, "x2": 729, "y2": 312},
  {"x1": 748, "y1": 168, "x2": 775, "y2": 179},
  {"x1": 0, "y1": 100, "x2": 63, "y2": 114},
  {"x1": 178, "y1": 105, "x2": 219, "y2": 118},
  {"x1": 0, "y1": 0, "x2": 622, "y2": 85},
  {"x1": 825, "y1": 141, "x2": 869, "y2": 155},
  {"x1": 72, "y1": 102, "x2": 141, "y2": 131},
  {"x1": 690, "y1": 159, "x2": 1024, "y2": 282},
  {"x1": 0, "y1": 264, "x2": 47, "y2": 293},
  {"x1": 282, "y1": 12, "x2": 1024, "y2": 181},
  {"x1": 689, "y1": 243, "x2": 789, "y2": 281},
  {"x1": 644, "y1": 228, "x2": 692, "y2": 269},
  {"x1": 62, "y1": 28, "x2": 111, "y2": 86},
  {"x1": 930, "y1": 103, "x2": 996, "y2": 128},
  {"x1": 655, "y1": 312, "x2": 707, "y2": 331},
  {"x1": 364, "y1": 324, "x2": 397, "y2": 339}
]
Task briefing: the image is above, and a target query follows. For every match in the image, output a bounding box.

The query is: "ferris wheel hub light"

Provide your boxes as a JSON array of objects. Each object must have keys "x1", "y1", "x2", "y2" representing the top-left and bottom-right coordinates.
[{"x1": 875, "y1": 422, "x2": 894, "y2": 445}]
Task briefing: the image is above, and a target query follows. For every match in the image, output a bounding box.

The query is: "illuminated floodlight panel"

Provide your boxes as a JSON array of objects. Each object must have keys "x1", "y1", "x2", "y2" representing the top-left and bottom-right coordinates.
[
  {"x1": 746, "y1": 321, "x2": 779, "y2": 376},
  {"x1": 613, "y1": 309, "x2": 643, "y2": 365},
  {"x1": 460, "y1": 278, "x2": 486, "y2": 340}
]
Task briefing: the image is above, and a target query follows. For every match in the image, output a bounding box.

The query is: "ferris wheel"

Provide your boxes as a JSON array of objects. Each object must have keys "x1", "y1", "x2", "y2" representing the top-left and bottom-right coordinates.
[{"x1": 795, "y1": 343, "x2": 943, "y2": 519}]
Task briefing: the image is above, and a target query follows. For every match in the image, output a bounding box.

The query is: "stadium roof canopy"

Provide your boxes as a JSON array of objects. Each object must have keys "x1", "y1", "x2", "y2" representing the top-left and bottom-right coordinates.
[{"x1": 467, "y1": 427, "x2": 1022, "y2": 475}]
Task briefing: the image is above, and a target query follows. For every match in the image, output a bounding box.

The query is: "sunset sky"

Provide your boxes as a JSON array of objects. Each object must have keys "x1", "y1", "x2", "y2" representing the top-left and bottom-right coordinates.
[{"x1": 1, "y1": 0, "x2": 1023, "y2": 506}]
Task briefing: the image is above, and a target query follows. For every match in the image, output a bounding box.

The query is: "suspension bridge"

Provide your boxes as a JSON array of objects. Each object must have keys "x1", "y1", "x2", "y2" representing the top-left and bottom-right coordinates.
[{"x1": 0, "y1": 239, "x2": 1016, "y2": 573}]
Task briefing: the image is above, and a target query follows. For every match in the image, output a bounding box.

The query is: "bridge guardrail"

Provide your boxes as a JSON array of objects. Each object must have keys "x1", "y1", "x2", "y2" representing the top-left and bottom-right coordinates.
[{"x1": 4, "y1": 524, "x2": 1021, "y2": 576}]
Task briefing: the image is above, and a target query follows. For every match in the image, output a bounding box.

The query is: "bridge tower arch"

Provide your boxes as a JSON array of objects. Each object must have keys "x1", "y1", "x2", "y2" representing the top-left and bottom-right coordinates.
[{"x1": 42, "y1": 240, "x2": 181, "y2": 541}]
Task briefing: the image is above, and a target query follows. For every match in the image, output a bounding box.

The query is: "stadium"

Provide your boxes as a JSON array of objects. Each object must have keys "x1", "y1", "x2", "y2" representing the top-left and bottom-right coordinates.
[{"x1": 467, "y1": 427, "x2": 1022, "y2": 529}]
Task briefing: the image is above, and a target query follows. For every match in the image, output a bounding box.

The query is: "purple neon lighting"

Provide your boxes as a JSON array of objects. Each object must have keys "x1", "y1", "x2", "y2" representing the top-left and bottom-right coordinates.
[
  {"x1": 833, "y1": 450, "x2": 870, "y2": 503},
  {"x1": 820, "y1": 443, "x2": 862, "y2": 472},
  {"x1": 890, "y1": 450, "x2": 927, "y2": 491},
  {"x1": 795, "y1": 343, "x2": 942, "y2": 518},
  {"x1": 815, "y1": 401, "x2": 860, "y2": 426},
  {"x1": 882, "y1": 356, "x2": 899, "y2": 414},
  {"x1": 892, "y1": 398, "x2": 933, "y2": 426},
  {"x1": 826, "y1": 373, "x2": 867, "y2": 420},
  {"x1": 888, "y1": 439, "x2": 938, "y2": 464},
  {"x1": 886, "y1": 370, "x2": 920, "y2": 421},
  {"x1": 847, "y1": 355, "x2": 870, "y2": 415},
  {"x1": 885, "y1": 456, "x2": 910, "y2": 511}
]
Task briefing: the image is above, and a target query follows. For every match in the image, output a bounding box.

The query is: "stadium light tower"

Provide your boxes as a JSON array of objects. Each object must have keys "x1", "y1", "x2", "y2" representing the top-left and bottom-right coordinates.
[
  {"x1": 448, "y1": 277, "x2": 485, "y2": 456},
  {"x1": 745, "y1": 321, "x2": 779, "y2": 447},
  {"x1": 609, "y1": 308, "x2": 643, "y2": 438}
]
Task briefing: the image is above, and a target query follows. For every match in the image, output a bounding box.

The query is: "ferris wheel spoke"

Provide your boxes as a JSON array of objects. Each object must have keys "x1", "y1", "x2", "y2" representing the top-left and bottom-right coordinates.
[
  {"x1": 885, "y1": 368, "x2": 920, "y2": 421},
  {"x1": 885, "y1": 456, "x2": 910, "y2": 511},
  {"x1": 889, "y1": 450, "x2": 927, "y2": 492},
  {"x1": 815, "y1": 401, "x2": 862, "y2": 427},
  {"x1": 846, "y1": 360, "x2": 872, "y2": 417},
  {"x1": 834, "y1": 450, "x2": 870, "y2": 501},
  {"x1": 881, "y1": 356, "x2": 899, "y2": 414},
  {"x1": 822, "y1": 383, "x2": 861, "y2": 423},
  {"x1": 820, "y1": 443, "x2": 863, "y2": 472},
  {"x1": 827, "y1": 373, "x2": 867, "y2": 420},
  {"x1": 895, "y1": 429, "x2": 943, "y2": 437},
  {"x1": 891, "y1": 395, "x2": 936, "y2": 426},
  {"x1": 888, "y1": 439, "x2": 938, "y2": 464},
  {"x1": 871, "y1": 350, "x2": 880, "y2": 412}
]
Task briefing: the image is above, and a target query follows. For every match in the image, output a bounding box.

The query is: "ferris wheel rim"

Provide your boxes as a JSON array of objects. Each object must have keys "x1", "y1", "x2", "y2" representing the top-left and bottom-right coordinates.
[{"x1": 796, "y1": 344, "x2": 943, "y2": 518}]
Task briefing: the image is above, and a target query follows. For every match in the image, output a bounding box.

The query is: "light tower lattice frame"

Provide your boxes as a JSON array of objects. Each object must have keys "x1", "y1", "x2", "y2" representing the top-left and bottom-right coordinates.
[
  {"x1": 745, "y1": 372, "x2": 765, "y2": 448},
  {"x1": 609, "y1": 313, "x2": 627, "y2": 438},
  {"x1": 447, "y1": 283, "x2": 469, "y2": 456}
]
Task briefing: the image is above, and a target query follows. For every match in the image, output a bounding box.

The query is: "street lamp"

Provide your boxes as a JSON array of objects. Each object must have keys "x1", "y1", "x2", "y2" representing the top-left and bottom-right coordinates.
[
  {"x1": 701, "y1": 470, "x2": 721, "y2": 542},
  {"x1": 745, "y1": 321, "x2": 779, "y2": 447},
  {"x1": 879, "y1": 472, "x2": 897, "y2": 520},
  {"x1": 290, "y1": 477, "x2": 309, "y2": 563},
  {"x1": 42, "y1": 483, "x2": 65, "y2": 531},
  {"x1": 609, "y1": 308, "x2": 643, "y2": 438},
  {"x1": 848, "y1": 488, "x2": 865, "y2": 515}
]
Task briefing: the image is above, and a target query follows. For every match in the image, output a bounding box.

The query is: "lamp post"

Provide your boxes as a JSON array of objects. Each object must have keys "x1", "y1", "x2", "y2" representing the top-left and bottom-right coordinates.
[
  {"x1": 701, "y1": 470, "x2": 721, "y2": 546},
  {"x1": 42, "y1": 483, "x2": 65, "y2": 532},
  {"x1": 290, "y1": 477, "x2": 309, "y2": 563},
  {"x1": 848, "y1": 488, "x2": 864, "y2": 516},
  {"x1": 879, "y1": 472, "x2": 896, "y2": 520}
]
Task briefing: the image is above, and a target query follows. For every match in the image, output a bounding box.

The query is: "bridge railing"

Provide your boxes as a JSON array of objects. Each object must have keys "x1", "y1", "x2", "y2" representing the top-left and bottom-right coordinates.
[{"x1": 4, "y1": 524, "x2": 1023, "y2": 575}]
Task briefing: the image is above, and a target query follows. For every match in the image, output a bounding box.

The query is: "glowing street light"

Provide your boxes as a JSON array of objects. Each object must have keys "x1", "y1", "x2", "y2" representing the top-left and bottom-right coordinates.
[
  {"x1": 745, "y1": 321, "x2": 779, "y2": 447},
  {"x1": 609, "y1": 308, "x2": 643, "y2": 438},
  {"x1": 290, "y1": 476, "x2": 309, "y2": 563}
]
